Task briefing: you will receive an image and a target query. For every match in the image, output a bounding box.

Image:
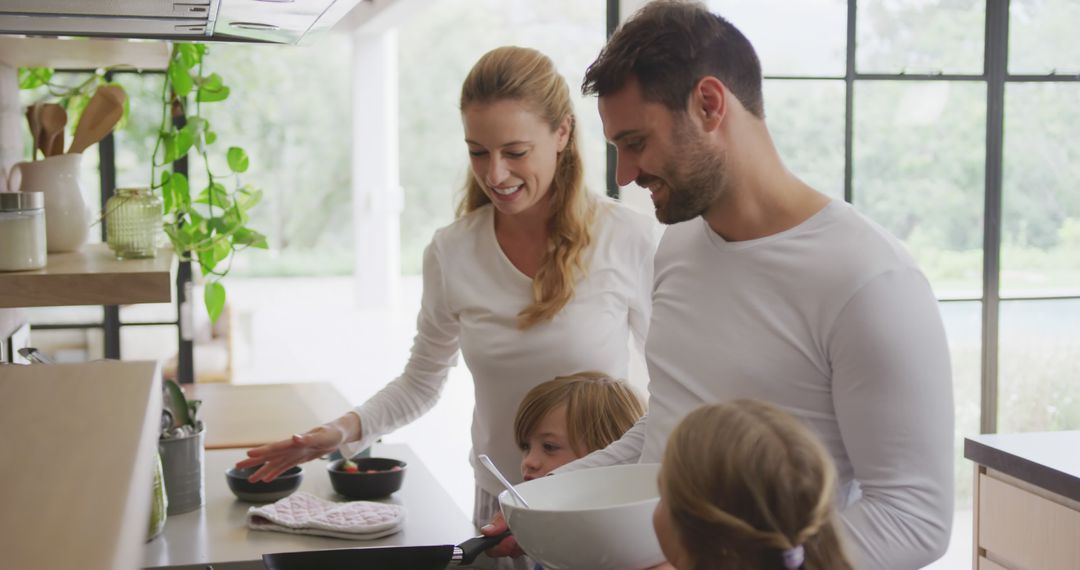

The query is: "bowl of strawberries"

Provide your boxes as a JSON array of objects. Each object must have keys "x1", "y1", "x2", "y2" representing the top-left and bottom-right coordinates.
[{"x1": 327, "y1": 457, "x2": 406, "y2": 500}]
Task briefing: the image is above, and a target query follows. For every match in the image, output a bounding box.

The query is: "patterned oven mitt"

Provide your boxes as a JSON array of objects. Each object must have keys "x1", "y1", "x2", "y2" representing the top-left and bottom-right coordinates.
[{"x1": 246, "y1": 492, "x2": 406, "y2": 540}]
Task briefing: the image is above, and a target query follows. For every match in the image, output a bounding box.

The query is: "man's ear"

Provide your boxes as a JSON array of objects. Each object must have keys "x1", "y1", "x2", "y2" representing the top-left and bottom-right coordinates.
[
  {"x1": 694, "y1": 76, "x2": 727, "y2": 132},
  {"x1": 555, "y1": 114, "x2": 573, "y2": 152}
]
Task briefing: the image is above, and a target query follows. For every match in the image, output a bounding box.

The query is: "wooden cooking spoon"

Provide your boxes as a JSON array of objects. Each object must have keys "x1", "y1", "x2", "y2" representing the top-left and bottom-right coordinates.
[
  {"x1": 25, "y1": 103, "x2": 43, "y2": 160},
  {"x1": 68, "y1": 86, "x2": 125, "y2": 155},
  {"x1": 38, "y1": 103, "x2": 67, "y2": 158}
]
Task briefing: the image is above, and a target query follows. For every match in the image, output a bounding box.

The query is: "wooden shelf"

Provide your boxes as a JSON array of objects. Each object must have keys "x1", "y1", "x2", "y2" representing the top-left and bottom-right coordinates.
[
  {"x1": 0, "y1": 37, "x2": 169, "y2": 70},
  {"x1": 0, "y1": 243, "x2": 174, "y2": 308}
]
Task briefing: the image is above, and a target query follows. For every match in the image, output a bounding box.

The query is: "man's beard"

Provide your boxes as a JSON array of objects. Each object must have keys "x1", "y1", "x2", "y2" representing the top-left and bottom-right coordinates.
[{"x1": 639, "y1": 119, "x2": 727, "y2": 225}]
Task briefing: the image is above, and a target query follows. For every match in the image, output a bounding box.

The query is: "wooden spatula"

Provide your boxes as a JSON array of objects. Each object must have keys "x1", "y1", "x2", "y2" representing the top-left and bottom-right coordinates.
[
  {"x1": 68, "y1": 86, "x2": 125, "y2": 155},
  {"x1": 25, "y1": 103, "x2": 43, "y2": 160},
  {"x1": 38, "y1": 103, "x2": 67, "y2": 158}
]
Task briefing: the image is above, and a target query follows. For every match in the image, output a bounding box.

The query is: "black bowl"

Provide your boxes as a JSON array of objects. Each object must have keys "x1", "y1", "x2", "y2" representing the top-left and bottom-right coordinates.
[
  {"x1": 225, "y1": 465, "x2": 303, "y2": 502},
  {"x1": 327, "y1": 457, "x2": 407, "y2": 500}
]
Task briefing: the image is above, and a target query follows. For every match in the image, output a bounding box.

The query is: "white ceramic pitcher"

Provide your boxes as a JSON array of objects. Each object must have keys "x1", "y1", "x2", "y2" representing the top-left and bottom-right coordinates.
[{"x1": 6, "y1": 153, "x2": 89, "y2": 253}]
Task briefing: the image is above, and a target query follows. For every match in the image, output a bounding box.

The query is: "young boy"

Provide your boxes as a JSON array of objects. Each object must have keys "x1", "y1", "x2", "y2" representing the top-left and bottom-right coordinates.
[{"x1": 513, "y1": 371, "x2": 644, "y2": 481}]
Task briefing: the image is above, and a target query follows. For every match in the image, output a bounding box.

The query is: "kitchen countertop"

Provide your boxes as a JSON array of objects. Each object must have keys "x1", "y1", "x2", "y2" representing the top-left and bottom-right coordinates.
[
  {"x1": 143, "y1": 443, "x2": 478, "y2": 569},
  {"x1": 184, "y1": 382, "x2": 352, "y2": 450},
  {"x1": 965, "y1": 431, "x2": 1080, "y2": 502}
]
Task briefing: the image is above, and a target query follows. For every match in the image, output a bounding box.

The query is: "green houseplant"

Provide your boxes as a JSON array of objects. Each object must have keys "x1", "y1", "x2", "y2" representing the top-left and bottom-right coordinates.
[
  {"x1": 18, "y1": 43, "x2": 267, "y2": 323},
  {"x1": 154, "y1": 43, "x2": 267, "y2": 323}
]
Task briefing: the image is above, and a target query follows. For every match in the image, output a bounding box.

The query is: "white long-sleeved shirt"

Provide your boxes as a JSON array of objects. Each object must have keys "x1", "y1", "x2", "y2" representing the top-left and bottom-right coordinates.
[
  {"x1": 562, "y1": 201, "x2": 954, "y2": 569},
  {"x1": 343, "y1": 199, "x2": 656, "y2": 496}
]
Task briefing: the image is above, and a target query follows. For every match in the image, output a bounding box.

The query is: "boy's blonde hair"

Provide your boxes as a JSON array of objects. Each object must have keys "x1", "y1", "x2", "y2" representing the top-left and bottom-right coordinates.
[
  {"x1": 514, "y1": 371, "x2": 644, "y2": 456},
  {"x1": 660, "y1": 400, "x2": 854, "y2": 570},
  {"x1": 458, "y1": 46, "x2": 597, "y2": 330}
]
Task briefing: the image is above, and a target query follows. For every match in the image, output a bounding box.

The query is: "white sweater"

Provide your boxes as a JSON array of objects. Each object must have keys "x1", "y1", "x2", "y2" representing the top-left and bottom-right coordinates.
[
  {"x1": 344, "y1": 200, "x2": 656, "y2": 496},
  {"x1": 563, "y1": 201, "x2": 954, "y2": 569}
]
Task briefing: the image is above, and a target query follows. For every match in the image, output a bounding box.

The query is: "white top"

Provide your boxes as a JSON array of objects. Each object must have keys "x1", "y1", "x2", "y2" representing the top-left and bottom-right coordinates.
[
  {"x1": 564, "y1": 201, "x2": 954, "y2": 569},
  {"x1": 345, "y1": 199, "x2": 656, "y2": 496}
]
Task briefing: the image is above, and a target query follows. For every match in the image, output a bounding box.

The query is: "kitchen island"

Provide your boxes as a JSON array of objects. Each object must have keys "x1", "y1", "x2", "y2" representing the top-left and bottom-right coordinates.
[
  {"x1": 965, "y1": 431, "x2": 1080, "y2": 569},
  {"x1": 144, "y1": 443, "x2": 479, "y2": 569}
]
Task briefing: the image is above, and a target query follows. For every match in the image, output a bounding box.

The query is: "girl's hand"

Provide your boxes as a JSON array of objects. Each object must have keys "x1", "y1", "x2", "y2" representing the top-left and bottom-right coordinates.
[{"x1": 480, "y1": 511, "x2": 525, "y2": 558}]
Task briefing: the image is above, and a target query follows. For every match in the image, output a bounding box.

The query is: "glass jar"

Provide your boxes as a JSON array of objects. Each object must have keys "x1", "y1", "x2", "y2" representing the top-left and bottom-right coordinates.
[
  {"x1": 0, "y1": 192, "x2": 47, "y2": 271},
  {"x1": 105, "y1": 187, "x2": 162, "y2": 260}
]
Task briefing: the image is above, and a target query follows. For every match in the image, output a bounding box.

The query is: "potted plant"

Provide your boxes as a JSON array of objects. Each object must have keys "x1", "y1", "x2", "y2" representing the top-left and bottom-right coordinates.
[
  {"x1": 159, "y1": 379, "x2": 205, "y2": 515},
  {"x1": 153, "y1": 43, "x2": 268, "y2": 323},
  {"x1": 19, "y1": 44, "x2": 268, "y2": 323}
]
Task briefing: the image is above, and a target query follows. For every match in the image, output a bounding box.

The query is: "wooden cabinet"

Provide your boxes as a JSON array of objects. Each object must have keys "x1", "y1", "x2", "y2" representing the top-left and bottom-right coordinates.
[
  {"x1": 967, "y1": 432, "x2": 1080, "y2": 570},
  {"x1": 0, "y1": 361, "x2": 162, "y2": 570}
]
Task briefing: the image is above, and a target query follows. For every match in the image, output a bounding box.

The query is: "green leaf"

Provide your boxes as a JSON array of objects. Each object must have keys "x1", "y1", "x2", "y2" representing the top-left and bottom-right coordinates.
[
  {"x1": 162, "y1": 132, "x2": 177, "y2": 163},
  {"x1": 169, "y1": 64, "x2": 194, "y2": 97},
  {"x1": 171, "y1": 172, "x2": 191, "y2": 210},
  {"x1": 207, "y1": 217, "x2": 228, "y2": 234},
  {"x1": 175, "y1": 44, "x2": 200, "y2": 69},
  {"x1": 18, "y1": 67, "x2": 53, "y2": 89},
  {"x1": 163, "y1": 224, "x2": 190, "y2": 253},
  {"x1": 194, "y1": 182, "x2": 230, "y2": 208},
  {"x1": 204, "y1": 282, "x2": 226, "y2": 324},
  {"x1": 237, "y1": 186, "x2": 263, "y2": 211},
  {"x1": 199, "y1": 72, "x2": 224, "y2": 92},
  {"x1": 226, "y1": 147, "x2": 249, "y2": 173},
  {"x1": 233, "y1": 228, "x2": 269, "y2": 249},
  {"x1": 197, "y1": 237, "x2": 230, "y2": 274},
  {"x1": 175, "y1": 125, "x2": 195, "y2": 159},
  {"x1": 204, "y1": 131, "x2": 218, "y2": 146},
  {"x1": 196, "y1": 84, "x2": 230, "y2": 103},
  {"x1": 164, "y1": 379, "x2": 194, "y2": 426}
]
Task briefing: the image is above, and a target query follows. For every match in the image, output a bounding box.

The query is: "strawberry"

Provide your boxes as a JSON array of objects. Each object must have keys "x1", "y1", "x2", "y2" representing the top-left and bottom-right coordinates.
[{"x1": 342, "y1": 458, "x2": 359, "y2": 473}]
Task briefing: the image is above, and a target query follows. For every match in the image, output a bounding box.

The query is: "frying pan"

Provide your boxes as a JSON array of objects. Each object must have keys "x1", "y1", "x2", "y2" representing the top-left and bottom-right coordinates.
[{"x1": 262, "y1": 531, "x2": 511, "y2": 570}]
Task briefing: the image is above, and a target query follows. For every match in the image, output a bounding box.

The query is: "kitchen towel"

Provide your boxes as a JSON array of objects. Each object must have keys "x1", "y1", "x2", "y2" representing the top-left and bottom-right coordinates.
[{"x1": 246, "y1": 492, "x2": 405, "y2": 540}]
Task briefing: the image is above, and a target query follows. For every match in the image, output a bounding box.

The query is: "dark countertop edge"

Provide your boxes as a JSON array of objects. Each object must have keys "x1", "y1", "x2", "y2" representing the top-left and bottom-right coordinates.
[{"x1": 964, "y1": 437, "x2": 1080, "y2": 503}]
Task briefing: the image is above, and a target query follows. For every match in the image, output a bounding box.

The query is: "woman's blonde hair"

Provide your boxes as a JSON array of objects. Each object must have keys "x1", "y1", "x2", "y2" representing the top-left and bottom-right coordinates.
[
  {"x1": 458, "y1": 46, "x2": 597, "y2": 330},
  {"x1": 660, "y1": 400, "x2": 854, "y2": 570},
  {"x1": 514, "y1": 371, "x2": 644, "y2": 456}
]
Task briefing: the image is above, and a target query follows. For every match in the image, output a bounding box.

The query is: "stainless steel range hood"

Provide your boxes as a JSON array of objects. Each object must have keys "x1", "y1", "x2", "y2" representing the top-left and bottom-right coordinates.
[{"x1": 0, "y1": 0, "x2": 365, "y2": 45}]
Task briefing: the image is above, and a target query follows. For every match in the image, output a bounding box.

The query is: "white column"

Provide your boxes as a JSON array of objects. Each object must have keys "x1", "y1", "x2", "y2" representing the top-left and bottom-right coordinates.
[
  {"x1": 0, "y1": 63, "x2": 22, "y2": 189},
  {"x1": 350, "y1": 29, "x2": 402, "y2": 309}
]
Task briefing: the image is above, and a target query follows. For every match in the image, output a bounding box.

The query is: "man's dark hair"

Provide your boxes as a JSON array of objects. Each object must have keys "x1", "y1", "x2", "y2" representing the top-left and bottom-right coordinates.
[{"x1": 582, "y1": 0, "x2": 764, "y2": 118}]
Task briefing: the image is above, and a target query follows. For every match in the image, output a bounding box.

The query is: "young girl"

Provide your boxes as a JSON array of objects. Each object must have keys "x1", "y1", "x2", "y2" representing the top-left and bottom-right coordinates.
[
  {"x1": 653, "y1": 400, "x2": 854, "y2": 570},
  {"x1": 513, "y1": 371, "x2": 645, "y2": 480}
]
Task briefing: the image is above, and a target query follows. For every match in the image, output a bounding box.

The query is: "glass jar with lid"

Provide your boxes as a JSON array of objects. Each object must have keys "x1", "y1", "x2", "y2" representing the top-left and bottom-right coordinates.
[
  {"x1": 0, "y1": 191, "x2": 47, "y2": 271},
  {"x1": 105, "y1": 187, "x2": 163, "y2": 260}
]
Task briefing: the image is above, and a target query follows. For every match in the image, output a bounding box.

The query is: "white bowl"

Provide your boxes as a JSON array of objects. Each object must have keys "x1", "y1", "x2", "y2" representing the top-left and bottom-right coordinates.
[{"x1": 498, "y1": 463, "x2": 665, "y2": 570}]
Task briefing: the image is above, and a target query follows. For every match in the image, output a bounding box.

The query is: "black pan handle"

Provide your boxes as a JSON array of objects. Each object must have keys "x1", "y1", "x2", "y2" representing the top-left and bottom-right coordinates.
[{"x1": 455, "y1": 530, "x2": 513, "y2": 565}]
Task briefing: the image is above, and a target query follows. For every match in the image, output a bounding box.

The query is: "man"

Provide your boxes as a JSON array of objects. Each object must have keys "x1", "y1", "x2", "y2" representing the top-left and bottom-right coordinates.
[{"x1": 486, "y1": 1, "x2": 954, "y2": 568}]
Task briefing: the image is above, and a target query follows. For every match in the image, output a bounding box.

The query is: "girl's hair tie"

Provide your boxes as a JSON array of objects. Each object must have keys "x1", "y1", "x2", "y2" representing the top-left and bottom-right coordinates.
[{"x1": 781, "y1": 544, "x2": 805, "y2": 569}]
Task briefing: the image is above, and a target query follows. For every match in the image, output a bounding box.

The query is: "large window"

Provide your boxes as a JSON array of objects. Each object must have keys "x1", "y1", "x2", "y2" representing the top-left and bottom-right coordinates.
[{"x1": 708, "y1": 0, "x2": 1080, "y2": 514}]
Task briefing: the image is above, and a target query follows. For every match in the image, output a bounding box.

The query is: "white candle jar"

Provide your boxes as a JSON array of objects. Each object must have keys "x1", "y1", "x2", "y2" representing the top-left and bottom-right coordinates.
[{"x1": 0, "y1": 192, "x2": 47, "y2": 271}]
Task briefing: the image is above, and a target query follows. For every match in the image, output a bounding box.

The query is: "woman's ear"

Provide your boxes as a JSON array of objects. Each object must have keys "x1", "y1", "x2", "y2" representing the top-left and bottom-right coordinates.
[
  {"x1": 555, "y1": 114, "x2": 573, "y2": 152},
  {"x1": 695, "y1": 77, "x2": 727, "y2": 132}
]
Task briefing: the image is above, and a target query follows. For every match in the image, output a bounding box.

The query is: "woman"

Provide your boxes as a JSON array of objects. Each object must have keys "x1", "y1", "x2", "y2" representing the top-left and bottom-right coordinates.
[{"x1": 238, "y1": 45, "x2": 654, "y2": 544}]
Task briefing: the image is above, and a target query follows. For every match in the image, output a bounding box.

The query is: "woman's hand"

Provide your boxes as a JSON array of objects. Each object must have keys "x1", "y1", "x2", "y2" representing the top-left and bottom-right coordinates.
[
  {"x1": 480, "y1": 511, "x2": 525, "y2": 558},
  {"x1": 235, "y1": 413, "x2": 360, "y2": 482}
]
